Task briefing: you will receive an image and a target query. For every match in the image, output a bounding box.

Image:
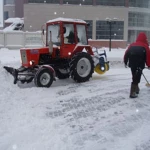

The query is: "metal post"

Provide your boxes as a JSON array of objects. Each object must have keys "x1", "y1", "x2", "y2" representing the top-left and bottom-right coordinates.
[
  {"x1": 109, "y1": 22, "x2": 112, "y2": 52},
  {"x1": 106, "y1": 18, "x2": 117, "y2": 51}
]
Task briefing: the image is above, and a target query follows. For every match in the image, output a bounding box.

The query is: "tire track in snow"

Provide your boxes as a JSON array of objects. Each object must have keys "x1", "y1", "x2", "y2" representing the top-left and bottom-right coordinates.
[
  {"x1": 55, "y1": 74, "x2": 130, "y2": 97},
  {"x1": 46, "y1": 70, "x2": 131, "y2": 119},
  {"x1": 46, "y1": 88, "x2": 128, "y2": 119},
  {"x1": 136, "y1": 140, "x2": 150, "y2": 150}
]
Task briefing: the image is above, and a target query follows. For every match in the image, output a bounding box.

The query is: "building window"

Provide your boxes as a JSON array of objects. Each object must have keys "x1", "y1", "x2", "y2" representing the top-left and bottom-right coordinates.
[
  {"x1": 80, "y1": 0, "x2": 93, "y2": 5},
  {"x1": 63, "y1": 0, "x2": 79, "y2": 4},
  {"x1": 84, "y1": 20, "x2": 93, "y2": 39},
  {"x1": 4, "y1": 0, "x2": 15, "y2": 5},
  {"x1": 28, "y1": 0, "x2": 60, "y2": 4},
  {"x1": 96, "y1": 20, "x2": 124, "y2": 40},
  {"x1": 129, "y1": 0, "x2": 150, "y2": 8},
  {"x1": 129, "y1": 12, "x2": 150, "y2": 28},
  {"x1": 4, "y1": 11, "x2": 9, "y2": 20},
  {"x1": 95, "y1": 0, "x2": 125, "y2": 6},
  {"x1": 128, "y1": 30, "x2": 150, "y2": 43},
  {"x1": 63, "y1": 0, "x2": 93, "y2": 5}
]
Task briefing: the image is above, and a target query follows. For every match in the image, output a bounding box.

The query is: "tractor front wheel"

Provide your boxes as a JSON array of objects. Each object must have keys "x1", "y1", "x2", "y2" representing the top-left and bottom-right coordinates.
[
  {"x1": 34, "y1": 68, "x2": 53, "y2": 87},
  {"x1": 70, "y1": 52, "x2": 94, "y2": 82}
]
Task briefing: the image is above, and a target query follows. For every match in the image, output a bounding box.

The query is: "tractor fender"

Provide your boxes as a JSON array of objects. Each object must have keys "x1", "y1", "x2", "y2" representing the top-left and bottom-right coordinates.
[
  {"x1": 38, "y1": 65, "x2": 56, "y2": 78},
  {"x1": 72, "y1": 45, "x2": 93, "y2": 56}
]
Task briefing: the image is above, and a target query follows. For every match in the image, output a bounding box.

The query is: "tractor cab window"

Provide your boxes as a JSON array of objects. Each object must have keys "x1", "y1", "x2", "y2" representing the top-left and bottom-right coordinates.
[
  {"x1": 63, "y1": 24, "x2": 75, "y2": 44},
  {"x1": 76, "y1": 24, "x2": 88, "y2": 45},
  {"x1": 47, "y1": 24, "x2": 60, "y2": 46}
]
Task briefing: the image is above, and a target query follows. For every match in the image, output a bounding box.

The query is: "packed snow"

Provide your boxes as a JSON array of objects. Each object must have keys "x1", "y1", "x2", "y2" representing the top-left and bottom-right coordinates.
[
  {"x1": 5, "y1": 18, "x2": 24, "y2": 24},
  {"x1": 47, "y1": 17, "x2": 86, "y2": 23},
  {"x1": 0, "y1": 47, "x2": 150, "y2": 150}
]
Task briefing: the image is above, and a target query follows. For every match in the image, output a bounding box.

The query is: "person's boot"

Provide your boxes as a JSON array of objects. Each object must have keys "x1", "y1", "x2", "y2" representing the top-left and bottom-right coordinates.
[
  {"x1": 130, "y1": 83, "x2": 138, "y2": 98},
  {"x1": 136, "y1": 84, "x2": 140, "y2": 94}
]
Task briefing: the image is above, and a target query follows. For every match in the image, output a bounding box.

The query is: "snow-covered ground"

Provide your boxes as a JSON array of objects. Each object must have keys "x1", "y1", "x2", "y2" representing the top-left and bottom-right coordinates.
[{"x1": 0, "y1": 47, "x2": 150, "y2": 150}]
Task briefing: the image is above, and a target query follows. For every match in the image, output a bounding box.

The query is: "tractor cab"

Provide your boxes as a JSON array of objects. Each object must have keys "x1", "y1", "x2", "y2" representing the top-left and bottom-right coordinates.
[
  {"x1": 46, "y1": 18, "x2": 88, "y2": 46},
  {"x1": 45, "y1": 18, "x2": 90, "y2": 58}
]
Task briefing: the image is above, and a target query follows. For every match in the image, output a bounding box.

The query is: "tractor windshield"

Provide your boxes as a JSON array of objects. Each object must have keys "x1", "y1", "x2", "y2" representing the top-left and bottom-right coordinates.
[{"x1": 47, "y1": 24, "x2": 60, "y2": 46}]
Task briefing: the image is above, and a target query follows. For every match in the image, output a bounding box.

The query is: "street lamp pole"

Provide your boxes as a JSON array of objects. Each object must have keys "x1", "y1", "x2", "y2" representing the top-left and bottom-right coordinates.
[
  {"x1": 106, "y1": 18, "x2": 117, "y2": 52},
  {"x1": 109, "y1": 21, "x2": 112, "y2": 52}
]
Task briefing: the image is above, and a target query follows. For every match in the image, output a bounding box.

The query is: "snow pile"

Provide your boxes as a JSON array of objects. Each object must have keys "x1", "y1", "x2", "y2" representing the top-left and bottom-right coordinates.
[
  {"x1": 5, "y1": 18, "x2": 24, "y2": 24},
  {"x1": 47, "y1": 17, "x2": 86, "y2": 24},
  {"x1": 0, "y1": 63, "x2": 18, "y2": 90},
  {"x1": 0, "y1": 48, "x2": 20, "y2": 64}
]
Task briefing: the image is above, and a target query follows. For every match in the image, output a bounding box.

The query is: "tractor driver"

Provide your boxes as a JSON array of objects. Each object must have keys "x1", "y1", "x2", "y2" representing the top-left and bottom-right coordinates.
[
  {"x1": 63, "y1": 26, "x2": 75, "y2": 44},
  {"x1": 66, "y1": 30, "x2": 75, "y2": 44},
  {"x1": 58, "y1": 26, "x2": 75, "y2": 44}
]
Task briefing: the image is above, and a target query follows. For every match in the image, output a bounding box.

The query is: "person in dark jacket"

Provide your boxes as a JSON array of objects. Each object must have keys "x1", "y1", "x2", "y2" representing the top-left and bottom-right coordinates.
[
  {"x1": 66, "y1": 30, "x2": 75, "y2": 44},
  {"x1": 124, "y1": 32, "x2": 150, "y2": 98}
]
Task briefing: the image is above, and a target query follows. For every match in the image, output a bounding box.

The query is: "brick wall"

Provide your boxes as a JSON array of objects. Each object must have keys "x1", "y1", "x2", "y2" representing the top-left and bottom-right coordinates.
[{"x1": 88, "y1": 40, "x2": 127, "y2": 49}]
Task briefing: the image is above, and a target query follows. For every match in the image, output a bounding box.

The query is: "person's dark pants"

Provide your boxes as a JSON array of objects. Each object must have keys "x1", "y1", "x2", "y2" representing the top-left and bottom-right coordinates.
[{"x1": 131, "y1": 67, "x2": 142, "y2": 84}]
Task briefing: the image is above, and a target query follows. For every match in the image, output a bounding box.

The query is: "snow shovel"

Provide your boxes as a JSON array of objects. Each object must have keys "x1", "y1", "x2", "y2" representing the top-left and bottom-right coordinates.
[{"x1": 142, "y1": 73, "x2": 150, "y2": 87}]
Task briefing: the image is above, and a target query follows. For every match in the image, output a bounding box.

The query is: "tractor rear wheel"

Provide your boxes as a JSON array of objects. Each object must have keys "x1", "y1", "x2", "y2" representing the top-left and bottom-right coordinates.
[
  {"x1": 34, "y1": 68, "x2": 53, "y2": 87},
  {"x1": 70, "y1": 52, "x2": 94, "y2": 82},
  {"x1": 55, "y1": 69, "x2": 70, "y2": 79}
]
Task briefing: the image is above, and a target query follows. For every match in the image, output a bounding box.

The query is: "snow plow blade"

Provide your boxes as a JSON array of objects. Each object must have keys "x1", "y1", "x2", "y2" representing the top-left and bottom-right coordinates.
[{"x1": 3, "y1": 66, "x2": 18, "y2": 84}]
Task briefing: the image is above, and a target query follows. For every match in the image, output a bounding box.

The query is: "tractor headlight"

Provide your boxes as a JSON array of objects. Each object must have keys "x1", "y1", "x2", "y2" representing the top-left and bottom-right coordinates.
[
  {"x1": 68, "y1": 52, "x2": 71, "y2": 55},
  {"x1": 29, "y1": 60, "x2": 34, "y2": 66}
]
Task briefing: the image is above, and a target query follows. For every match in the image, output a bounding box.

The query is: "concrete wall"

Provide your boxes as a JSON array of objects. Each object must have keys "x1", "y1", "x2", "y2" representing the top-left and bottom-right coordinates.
[
  {"x1": 0, "y1": 31, "x2": 5, "y2": 47},
  {"x1": 88, "y1": 40, "x2": 127, "y2": 49},
  {"x1": 24, "y1": 4, "x2": 128, "y2": 41},
  {"x1": 0, "y1": 31, "x2": 127, "y2": 49},
  {"x1": 0, "y1": 31, "x2": 44, "y2": 49}
]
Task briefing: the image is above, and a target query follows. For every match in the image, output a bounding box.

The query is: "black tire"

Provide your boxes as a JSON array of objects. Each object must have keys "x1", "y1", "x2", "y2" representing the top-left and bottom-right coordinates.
[
  {"x1": 70, "y1": 52, "x2": 94, "y2": 82},
  {"x1": 34, "y1": 68, "x2": 53, "y2": 87},
  {"x1": 55, "y1": 69, "x2": 70, "y2": 79}
]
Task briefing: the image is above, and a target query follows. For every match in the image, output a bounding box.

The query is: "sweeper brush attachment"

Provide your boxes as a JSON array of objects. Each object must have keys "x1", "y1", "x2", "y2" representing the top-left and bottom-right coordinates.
[
  {"x1": 94, "y1": 63, "x2": 109, "y2": 74},
  {"x1": 93, "y1": 49, "x2": 109, "y2": 75}
]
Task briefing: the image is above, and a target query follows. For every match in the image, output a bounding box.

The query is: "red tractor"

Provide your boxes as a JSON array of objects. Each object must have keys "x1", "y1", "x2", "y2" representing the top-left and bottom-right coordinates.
[{"x1": 4, "y1": 18, "x2": 109, "y2": 87}]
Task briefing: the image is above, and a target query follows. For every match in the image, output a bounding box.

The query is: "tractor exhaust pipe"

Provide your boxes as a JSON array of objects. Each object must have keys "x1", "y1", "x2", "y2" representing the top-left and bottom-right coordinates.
[{"x1": 48, "y1": 31, "x2": 53, "y2": 54}]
